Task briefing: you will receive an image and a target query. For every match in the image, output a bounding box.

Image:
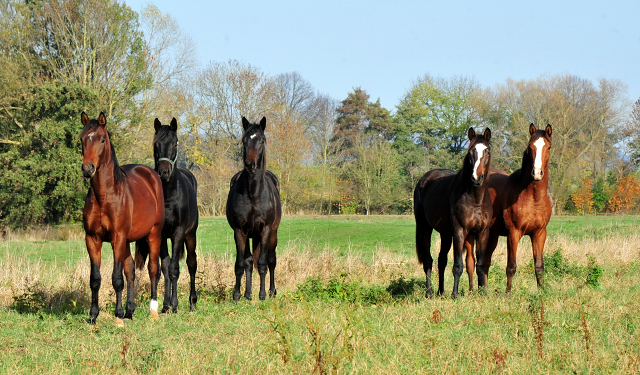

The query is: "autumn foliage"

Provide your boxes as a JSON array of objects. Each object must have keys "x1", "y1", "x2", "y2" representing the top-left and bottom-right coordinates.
[
  {"x1": 571, "y1": 177, "x2": 594, "y2": 214},
  {"x1": 607, "y1": 175, "x2": 640, "y2": 213}
]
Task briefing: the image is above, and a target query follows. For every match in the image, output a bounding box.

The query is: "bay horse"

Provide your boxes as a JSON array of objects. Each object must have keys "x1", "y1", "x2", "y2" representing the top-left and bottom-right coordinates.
[
  {"x1": 226, "y1": 116, "x2": 282, "y2": 301},
  {"x1": 481, "y1": 124, "x2": 553, "y2": 292},
  {"x1": 79, "y1": 112, "x2": 164, "y2": 325},
  {"x1": 153, "y1": 118, "x2": 199, "y2": 312},
  {"x1": 414, "y1": 128, "x2": 493, "y2": 298}
]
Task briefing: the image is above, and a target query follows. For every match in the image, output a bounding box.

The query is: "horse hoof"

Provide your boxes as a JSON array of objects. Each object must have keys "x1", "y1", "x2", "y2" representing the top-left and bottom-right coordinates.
[
  {"x1": 190, "y1": 304, "x2": 197, "y2": 312},
  {"x1": 149, "y1": 310, "x2": 159, "y2": 319},
  {"x1": 115, "y1": 318, "x2": 125, "y2": 328},
  {"x1": 259, "y1": 292, "x2": 266, "y2": 300},
  {"x1": 161, "y1": 305, "x2": 171, "y2": 314},
  {"x1": 269, "y1": 289, "x2": 277, "y2": 298},
  {"x1": 233, "y1": 292, "x2": 241, "y2": 301},
  {"x1": 244, "y1": 296, "x2": 252, "y2": 301}
]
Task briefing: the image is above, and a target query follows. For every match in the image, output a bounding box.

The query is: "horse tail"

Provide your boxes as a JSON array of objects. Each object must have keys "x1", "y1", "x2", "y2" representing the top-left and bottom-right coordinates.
[
  {"x1": 414, "y1": 185, "x2": 425, "y2": 264},
  {"x1": 135, "y1": 239, "x2": 150, "y2": 270}
]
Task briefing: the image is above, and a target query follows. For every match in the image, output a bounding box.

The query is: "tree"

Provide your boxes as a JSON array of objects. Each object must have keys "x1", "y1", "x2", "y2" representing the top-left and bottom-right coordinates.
[
  {"x1": 331, "y1": 87, "x2": 392, "y2": 162},
  {"x1": 394, "y1": 75, "x2": 484, "y2": 171},
  {"x1": 0, "y1": 82, "x2": 100, "y2": 227},
  {"x1": 344, "y1": 135, "x2": 402, "y2": 215}
]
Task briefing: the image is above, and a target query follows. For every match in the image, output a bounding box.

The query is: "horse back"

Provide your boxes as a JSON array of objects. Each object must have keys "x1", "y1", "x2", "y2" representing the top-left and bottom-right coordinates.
[
  {"x1": 414, "y1": 169, "x2": 456, "y2": 234},
  {"x1": 122, "y1": 164, "x2": 165, "y2": 241}
]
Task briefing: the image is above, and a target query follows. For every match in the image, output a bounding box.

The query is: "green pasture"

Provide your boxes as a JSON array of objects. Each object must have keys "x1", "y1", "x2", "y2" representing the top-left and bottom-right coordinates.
[
  {"x1": 2, "y1": 214, "x2": 640, "y2": 266},
  {"x1": 1, "y1": 214, "x2": 640, "y2": 373}
]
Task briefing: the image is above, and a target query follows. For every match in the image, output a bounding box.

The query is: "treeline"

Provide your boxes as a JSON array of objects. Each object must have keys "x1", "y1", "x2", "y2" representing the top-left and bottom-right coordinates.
[{"x1": 1, "y1": 0, "x2": 639, "y2": 228}]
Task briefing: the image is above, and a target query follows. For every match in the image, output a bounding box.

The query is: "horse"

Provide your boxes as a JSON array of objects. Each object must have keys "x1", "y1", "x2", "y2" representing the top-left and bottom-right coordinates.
[
  {"x1": 481, "y1": 123, "x2": 553, "y2": 292},
  {"x1": 153, "y1": 118, "x2": 199, "y2": 313},
  {"x1": 78, "y1": 112, "x2": 164, "y2": 325},
  {"x1": 414, "y1": 127, "x2": 493, "y2": 298},
  {"x1": 226, "y1": 116, "x2": 282, "y2": 301}
]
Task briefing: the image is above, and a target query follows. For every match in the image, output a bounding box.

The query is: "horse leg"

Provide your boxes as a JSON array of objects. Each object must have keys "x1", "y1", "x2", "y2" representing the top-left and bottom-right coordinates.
[
  {"x1": 233, "y1": 229, "x2": 248, "y2": 302},
  {"x1": 244, "y1": 235, "x2": 254, "y2": 300},
  {"x1": 530, "y1": 228, "x2": 547, "y2": 288},
  {"x1": 169, "y1": 234, "x2": 185, "y2": 312},
  {"x1": 464, "y1": 239, "x2": 475, "y2": 292},
  {"x1": 185, "y1": 233, "x2": 198, "y2": 310},
  {"x1": 474, "y1": 228, "x2": 491, "y2": 292},
  {"x1": 86, "y1": 236, "x2": 102, "y2": 324},
  {"x1": 147, "y1": 227, "x2": 163, "y2": 318},
  {"x1": 415, "y1": 218, "x2": 434, "y2": 298},
  {"x1": 256, "y1": 228, "x2": 271, "y2": 301},
  {"x1": 451, "y1": 226, "x2": 466, "y2": 299},
  {"x1": 437, "y1": 235, "x2": 452, "y2": 296},
  {"x1": 111, "y1": 236, "x2": 128, "y2": 321},
  {"x1": 480, "y1": 233, "x2": 500, "y2": 289},
  {"x1": 267, "y1": 230, "x2": 278, "y2": 298},
  {"x1": 123, "y1": 249, "x2": 136, "y2": 319},
  {"x1": 505, "y1": 230, "x2": 523, "y2": 293},
  {"x1": 160, "y1": 237, "x2": 171, "y2": 313}
]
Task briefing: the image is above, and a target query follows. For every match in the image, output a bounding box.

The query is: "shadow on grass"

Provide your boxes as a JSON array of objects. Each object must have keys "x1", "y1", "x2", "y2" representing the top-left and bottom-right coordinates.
[{"x1": 10, "y1": 279, "x2": 89, "y2": 316}]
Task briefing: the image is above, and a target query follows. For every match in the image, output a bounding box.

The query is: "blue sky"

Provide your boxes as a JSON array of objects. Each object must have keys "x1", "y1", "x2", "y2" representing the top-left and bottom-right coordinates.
[{"x1": 124, "y1": 0, "x2": 640, "y2": 111}]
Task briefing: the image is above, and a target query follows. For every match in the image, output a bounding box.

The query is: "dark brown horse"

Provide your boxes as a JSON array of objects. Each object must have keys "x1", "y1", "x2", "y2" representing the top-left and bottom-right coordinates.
[
  {"x1": 153, "y1": 118, "x2": 199, "y2": 313},
  {"x1": 79, "y1": 112, "x2": 164, "y2": 325},
  {"x1": 414, "y1": 128, "x2": 493, "y2": 298},
  {"x1": 481, "y1": 124, "x2": 553, "y2": 292},
  {"x1": 226, "y1": 116, "x2": 282, "y2": 301}
]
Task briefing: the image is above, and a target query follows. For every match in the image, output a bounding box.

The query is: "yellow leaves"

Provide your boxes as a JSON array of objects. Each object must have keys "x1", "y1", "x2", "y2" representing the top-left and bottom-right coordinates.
[{"x1": 607, "y1": 175, "x2": 640, "y2": 213}]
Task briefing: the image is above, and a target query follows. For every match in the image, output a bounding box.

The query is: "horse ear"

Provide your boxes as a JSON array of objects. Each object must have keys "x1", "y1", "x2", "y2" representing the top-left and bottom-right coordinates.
[
  {"x1": 81, "y1": 112, "x2": 90, "y2": 126},
  {"x1": 98, "y1": 112, "x2": 107, "y2": 128},
  {"x1": 529, "y1": 123, "x2": 537, "y2": 136},
  {"x1": 468, "y1": 127, "x2": 476, "y2": 141},
  {"x1": 545, "y1": 124, "x2": 552, "y2": 139},
  {"x1": 483, "y1": 128, "x2": 491, "y2": 141},
  {"x1": 170, "y1": 117, "x2": 177, "y2": 132},
  {"x1": 260, "y1": 117, "x2": 266, "y2": 132},
  {"x1": 242, "y1": 117, "x2": 250, "y2": 131},
  {"x1": 154, "y1": 118, "x2": 161, "y2": 132}
]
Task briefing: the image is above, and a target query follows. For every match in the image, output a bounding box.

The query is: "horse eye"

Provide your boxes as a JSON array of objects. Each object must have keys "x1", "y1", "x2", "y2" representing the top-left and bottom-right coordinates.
[{"x1": 101, "y1": 138, "x2": 106, "y2": 143}]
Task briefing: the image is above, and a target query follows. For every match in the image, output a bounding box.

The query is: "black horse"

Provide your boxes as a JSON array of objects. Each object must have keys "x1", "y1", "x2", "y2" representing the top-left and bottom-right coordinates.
[
  {"x1": 153, "y1": 118, "x2": 199, "y2": 312},
  {"x1": 414, "y1": 128, "x2": 493, "y2": 298},
  {"x1": 226, "y1": 116, "x2": 282, "y2": 301}
]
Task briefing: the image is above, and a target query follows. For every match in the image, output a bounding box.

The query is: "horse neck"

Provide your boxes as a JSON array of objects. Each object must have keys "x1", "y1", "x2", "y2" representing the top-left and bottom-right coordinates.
[
  {"x1": 457, "y1": 165, "x2": 489, "y2": 204},
  {"x1": 246, "y1": 168, "x2": 267, "y2": 198},
  {"x1": 90, "y1": 145, "x2": 121, "y2": 201},
  {"x1": 519, "y1": 160, "x2": 549, "y2": 200}
]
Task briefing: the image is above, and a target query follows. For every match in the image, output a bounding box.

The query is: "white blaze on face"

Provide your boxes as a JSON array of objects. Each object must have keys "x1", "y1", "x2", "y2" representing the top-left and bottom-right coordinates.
[
  {"x1": 472, "y1": 144, "x2": 488, "y2": 180},
  {"x1": 533, "y1": 138, "x2": 546, "y2": 169},
  {"x1": 250, "y1": 134, "x2": 257, "y2": 139}
]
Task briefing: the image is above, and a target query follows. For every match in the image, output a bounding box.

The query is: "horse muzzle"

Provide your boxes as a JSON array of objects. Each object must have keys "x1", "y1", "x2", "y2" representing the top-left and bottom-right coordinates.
[
  {"x1": 472, "y1": 174, "x2": 485, "y2": 186},
  {"x1": 532, "y1": 168, "x2": 544, "y2": 180},
  {"x1": 157, "y1": 166, "x2": 172, "y2": 181},
  {"x1": 244, "y1": 161, "x2": 257, "y2": 173},
  {"x1": 82, "y1": 163, "x2": 96, "y2": 178}
]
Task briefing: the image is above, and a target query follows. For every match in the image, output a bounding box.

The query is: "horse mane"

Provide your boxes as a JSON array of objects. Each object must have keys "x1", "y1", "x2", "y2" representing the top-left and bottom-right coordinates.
[{"x1": 110, "y1": 140, "x2": 126, "y2": 184}]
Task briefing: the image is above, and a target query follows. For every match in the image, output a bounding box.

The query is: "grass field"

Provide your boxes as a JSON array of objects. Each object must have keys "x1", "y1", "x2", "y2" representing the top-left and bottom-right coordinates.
[{"x1": 1, "y1": 215, "x2": 640, "y2": 373}]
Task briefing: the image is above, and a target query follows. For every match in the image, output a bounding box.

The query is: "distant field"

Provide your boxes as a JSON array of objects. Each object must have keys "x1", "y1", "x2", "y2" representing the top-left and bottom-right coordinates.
[{"x1": 2, "y1": 214, "x2": 640, "y2": 266}]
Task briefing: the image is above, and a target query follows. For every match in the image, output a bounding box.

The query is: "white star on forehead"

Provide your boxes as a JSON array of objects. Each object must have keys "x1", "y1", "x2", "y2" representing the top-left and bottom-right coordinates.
[{"x1": 250, "y1": 134, "x2": 257, "y2": 139}]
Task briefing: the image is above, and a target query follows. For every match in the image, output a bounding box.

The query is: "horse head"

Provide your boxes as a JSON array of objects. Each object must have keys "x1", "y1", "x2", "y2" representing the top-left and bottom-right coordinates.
[
  {"x1": 153, "y1": 118, "x2": 179, "y2": 182},
  {"x1": 241, "y1": 116, "x2": 267, "y2": 174},
  {"x1": 527, "y1": 123, "x2": 552, "y2": 181},
  {"x1": 79, "y1": 112, "x2": 110, "y2": 179},
  {"x1": 466, "y1": 127, "x2": 492, "y2": 186}
]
